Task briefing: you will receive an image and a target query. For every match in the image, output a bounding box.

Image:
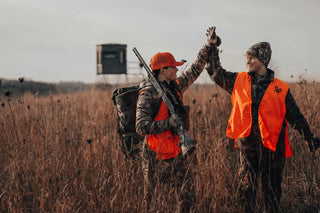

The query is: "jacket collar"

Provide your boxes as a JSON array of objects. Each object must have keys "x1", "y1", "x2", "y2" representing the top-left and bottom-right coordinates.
[{"x1": 248, "y1": 68, "x2": 275, "y2": 83}]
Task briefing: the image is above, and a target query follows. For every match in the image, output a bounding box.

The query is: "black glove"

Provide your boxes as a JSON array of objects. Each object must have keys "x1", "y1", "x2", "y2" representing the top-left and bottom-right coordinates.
[{"x1": 307, "y1": 137, "x2": 320, "y2": 152}]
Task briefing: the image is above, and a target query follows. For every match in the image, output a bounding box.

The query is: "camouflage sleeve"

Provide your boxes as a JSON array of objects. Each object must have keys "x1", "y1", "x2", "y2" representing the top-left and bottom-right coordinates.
[
  {"x1": 285, "y1": 89, "x2": 313, "y2": 140},
  {"x1": 136, "y1": 90, "x2": 170, "y2": 136},
  {"x1": 177, "y1": 44, "x2": 211, "y2": 93},
  {"x1": 210, "y1": 68, "x2": 238, "y2": 94}
]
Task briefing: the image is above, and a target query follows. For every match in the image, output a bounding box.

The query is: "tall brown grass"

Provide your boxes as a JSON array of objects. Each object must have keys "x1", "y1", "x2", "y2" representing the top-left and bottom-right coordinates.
[{"x1": 0, "y1": 82, "x2": 319, "y2": 212}]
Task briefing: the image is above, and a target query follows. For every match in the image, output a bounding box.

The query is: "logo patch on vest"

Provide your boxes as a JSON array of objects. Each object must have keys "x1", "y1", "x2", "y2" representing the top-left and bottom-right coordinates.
[{"x1": 274, "y1": 86, "x2": 282, "y2": 94}]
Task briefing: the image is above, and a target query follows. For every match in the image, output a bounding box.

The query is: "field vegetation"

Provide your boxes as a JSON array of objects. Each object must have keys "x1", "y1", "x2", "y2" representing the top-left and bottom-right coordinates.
[{"x1": 0, "y1": 80, "x2": 319, "y2": 212}]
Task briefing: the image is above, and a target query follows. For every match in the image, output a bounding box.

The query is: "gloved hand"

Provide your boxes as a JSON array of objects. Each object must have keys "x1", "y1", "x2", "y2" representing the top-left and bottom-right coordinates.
[
  {"x1": 307, "y1": 137, "x2": 320, "y2": 152},
  {"x1": 206, "y1": 26, "x2": 221, "y2": 47},
  {"x1": 168, "y1": 114, "x2": 183, "y2": 133}
]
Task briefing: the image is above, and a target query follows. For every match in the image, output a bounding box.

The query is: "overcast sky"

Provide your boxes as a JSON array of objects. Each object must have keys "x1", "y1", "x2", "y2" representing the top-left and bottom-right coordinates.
[{"x1": 1, "y1": 0, "x2": 320, "y2": 84}]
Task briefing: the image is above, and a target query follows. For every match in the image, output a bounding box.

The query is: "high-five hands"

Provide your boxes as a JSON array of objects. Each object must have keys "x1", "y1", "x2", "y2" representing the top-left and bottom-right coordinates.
[{"x1": 206, "y1": 26, "x2": 221, "y2": 47}]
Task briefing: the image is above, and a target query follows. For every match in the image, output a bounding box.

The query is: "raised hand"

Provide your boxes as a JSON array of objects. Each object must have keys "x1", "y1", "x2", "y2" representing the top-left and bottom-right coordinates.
[
  {"x1": 206, "y1": 26, "x2": 221, "y2": 47},
  {"x1": 205, "y1": 27, "x2": 222, "y2": 76}
]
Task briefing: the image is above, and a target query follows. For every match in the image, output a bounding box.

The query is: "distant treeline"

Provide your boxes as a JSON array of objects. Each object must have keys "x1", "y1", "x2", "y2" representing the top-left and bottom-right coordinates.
[{"x1": 0, "y1": 78, "x2": 93, "y2": 96}]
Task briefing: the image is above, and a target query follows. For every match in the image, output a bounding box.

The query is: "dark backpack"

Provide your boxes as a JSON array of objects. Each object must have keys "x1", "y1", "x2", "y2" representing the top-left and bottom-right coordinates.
[{"x1": 111, "y1": 85, "x2": 142, "y2": 159}]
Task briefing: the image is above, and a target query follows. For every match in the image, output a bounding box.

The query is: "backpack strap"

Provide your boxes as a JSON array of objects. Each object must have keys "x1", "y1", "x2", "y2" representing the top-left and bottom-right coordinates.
[
  {"x1": 172, "y1": 80, "x2": 182, "y2": 98},
  {"x1": 139, "y1": 86, "x2": 162, "y2": 119}
]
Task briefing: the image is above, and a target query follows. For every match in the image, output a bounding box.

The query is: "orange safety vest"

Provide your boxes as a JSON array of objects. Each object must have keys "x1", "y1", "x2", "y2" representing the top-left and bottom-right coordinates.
[
  {"x1": 146, "y1": 80, "x2": 182, "y2": 160},
  {"x1": 226, "y1": 72, "x2": 293, "y2": 158}
]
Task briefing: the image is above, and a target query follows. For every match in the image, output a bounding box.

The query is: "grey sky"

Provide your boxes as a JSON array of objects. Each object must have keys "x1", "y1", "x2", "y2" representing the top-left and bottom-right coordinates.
[{"x1": 1, "y1": 0, "x2": 319, "y2": 83}]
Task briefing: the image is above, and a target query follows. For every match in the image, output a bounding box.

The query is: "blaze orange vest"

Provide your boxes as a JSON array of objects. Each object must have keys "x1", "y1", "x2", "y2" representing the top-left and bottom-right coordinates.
[
  {"x1": 226, "y1": 72, "x2": 293, "y2": 158},
  {"x1": 146, "y1": 80, "x2": 182, "y2": 160}
]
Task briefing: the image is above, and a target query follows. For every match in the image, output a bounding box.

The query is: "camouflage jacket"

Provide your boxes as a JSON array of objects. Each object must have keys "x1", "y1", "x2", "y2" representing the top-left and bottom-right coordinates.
[
  {"x1": 210, "y1": 68, "x2": 313, "y2": 153},
  {"x1": 136, "y1": 44, "x2": 211, "y2": 136}
]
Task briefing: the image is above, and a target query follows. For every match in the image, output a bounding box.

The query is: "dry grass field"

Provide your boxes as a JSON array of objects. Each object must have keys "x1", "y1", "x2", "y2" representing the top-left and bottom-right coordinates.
[{"x1": 0, "y1": 81, "x2": 319, "y2": 212}]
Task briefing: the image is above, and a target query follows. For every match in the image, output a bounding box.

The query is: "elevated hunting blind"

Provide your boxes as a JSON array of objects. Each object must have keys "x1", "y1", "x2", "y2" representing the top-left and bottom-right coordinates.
[{"x1": 96, "y1": 44, "x2": 127, "y2": 75}]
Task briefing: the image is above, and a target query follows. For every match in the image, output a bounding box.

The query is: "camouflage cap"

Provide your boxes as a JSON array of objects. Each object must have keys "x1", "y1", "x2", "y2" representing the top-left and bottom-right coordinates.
[{"x1": 246, "y1": 42, "x2": 272, "y2": 68}]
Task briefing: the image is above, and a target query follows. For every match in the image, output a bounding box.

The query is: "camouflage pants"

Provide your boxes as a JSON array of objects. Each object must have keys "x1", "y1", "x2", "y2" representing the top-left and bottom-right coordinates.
[
  {"x1": 238, "y1": 148, "x2": 286, "y2": 213},
  {"x1": 141, "y1": 142, "x2": 194, "y2": 212}
]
